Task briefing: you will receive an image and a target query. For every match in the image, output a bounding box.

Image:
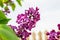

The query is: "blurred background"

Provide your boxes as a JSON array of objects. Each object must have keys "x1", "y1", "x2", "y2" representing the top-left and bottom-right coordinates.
[{"x1": 7, "y1": 0, "x2": 60, "y2": 40}]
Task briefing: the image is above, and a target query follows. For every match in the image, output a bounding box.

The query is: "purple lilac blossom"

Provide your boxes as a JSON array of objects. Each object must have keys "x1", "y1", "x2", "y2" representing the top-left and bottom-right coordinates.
[
  {"x1": 46, "y1": 24, "x2": 60, "y2": 40},
  {"x1": 9, "y1": 7, "x2": 40, "y2": 40}
]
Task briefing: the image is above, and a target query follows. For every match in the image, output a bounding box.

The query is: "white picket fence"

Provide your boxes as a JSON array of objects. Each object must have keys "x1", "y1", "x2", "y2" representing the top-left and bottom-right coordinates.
[{"x1": 19, "y1": 31, "x2": 48, "y2": 40}]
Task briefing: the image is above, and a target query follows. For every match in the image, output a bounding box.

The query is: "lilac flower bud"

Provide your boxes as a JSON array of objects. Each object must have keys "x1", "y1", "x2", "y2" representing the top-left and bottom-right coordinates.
[{"x1": 57, "y1": 24, "x2": 60, "y2": 30}]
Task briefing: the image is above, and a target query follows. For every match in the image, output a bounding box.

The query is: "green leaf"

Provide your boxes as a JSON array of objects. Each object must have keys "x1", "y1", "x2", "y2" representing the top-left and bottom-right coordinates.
[
  {"x1": 0, "y1": 0, "x2": 4, "y2": 7},
  {"x1": 0, "y1": 19, "x2": 11, "y2": 24},
  {"x1": 11, "y1": 3, "x2": 15, "y2": 11},
  {"x1": 0, "y1": 24, "x2": 19, "y2": 40},
  {"x1": 0, "y1": 10, "x2": 7, "y2": 20},
  {"x1": 4, "y1": 6, "x2": 9, "y2": 11},
  {"x1": 0, "y1": 24, "x2": 14, "y2": 34},
  {"x1": 9, "y1": 2, "x2": 16, "y2": 11},
  {"x1": 16, "y1": 0, "x2": 22, "y2": 6},
  {"x1": 3, "y1": 0, "x2": 8, "y2": 3},
  {"x1": 0, "y1": 10, "x2": 11, "y2": 24}
]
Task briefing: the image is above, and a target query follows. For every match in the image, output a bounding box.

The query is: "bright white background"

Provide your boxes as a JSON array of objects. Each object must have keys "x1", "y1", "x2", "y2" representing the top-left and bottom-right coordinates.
[{"x1": 7, "y1": 0, "x2": 60, "y2": 40}]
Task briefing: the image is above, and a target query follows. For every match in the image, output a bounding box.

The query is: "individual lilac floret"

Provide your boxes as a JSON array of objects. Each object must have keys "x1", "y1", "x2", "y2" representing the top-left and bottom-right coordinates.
[
  {"x1": 57, "y1": 24, "x2": 60, "y2": 30},
  {"x1": 9, "y1": 25, "x2": 17, "y2": 31},
  {"x1": 10, "y1": 7, "x2": 40, "y2": 40},
  {"x1": 16, "y1": 14, "x2": 28, "y2": 24}
]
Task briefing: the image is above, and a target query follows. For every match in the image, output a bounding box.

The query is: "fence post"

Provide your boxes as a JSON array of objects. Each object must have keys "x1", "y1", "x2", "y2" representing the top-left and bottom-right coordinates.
[
  {"x1": 32, "y1": 32, "x2": 36, "y2": 40},
  {"x1": 38, "y1": 31, "x2": 42, "y2": 40},
  {"x1": 44, "y1": 30, "x2": 48, "y2": 40}
]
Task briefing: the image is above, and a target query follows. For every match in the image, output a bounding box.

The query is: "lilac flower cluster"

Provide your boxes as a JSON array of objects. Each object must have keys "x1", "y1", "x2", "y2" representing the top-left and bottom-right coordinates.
[
  {"x1": 10, "y1": 7, "x2": 40, "y2": 40},
  {"x1": 46, "y1": 24, "x2": 60, "y2": 40}
]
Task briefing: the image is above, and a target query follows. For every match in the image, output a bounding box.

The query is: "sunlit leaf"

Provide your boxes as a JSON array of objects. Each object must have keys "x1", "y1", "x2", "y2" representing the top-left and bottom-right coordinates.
[
  {"x1": 0, "y1": 24, "x2": 15, "y2": 35},
  {"x1": 3, "y1": 0, "x2": 8, "y2": 3},
  {"x1": 0, "y1": 10, "x2": 7, "y2": 20},
  {"x1": 0, "y1": 10, "x2": 11, "y2": 24},
  {"x1": 0, "y1": 24, "x2": 19, "y2": 40}
]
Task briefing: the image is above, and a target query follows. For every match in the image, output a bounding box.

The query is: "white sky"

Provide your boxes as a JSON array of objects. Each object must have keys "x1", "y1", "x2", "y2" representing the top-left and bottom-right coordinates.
[{"x1": 7, "y1": 0, "x2": 60, "y2": 40}]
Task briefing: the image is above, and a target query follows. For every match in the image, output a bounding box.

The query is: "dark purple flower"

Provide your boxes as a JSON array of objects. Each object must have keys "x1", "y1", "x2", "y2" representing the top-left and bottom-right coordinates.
[
  {"x1": 46, "y1": 29, "x2": 60, "y2": 40},
  {"x1": 9, "y1": 25, "x2": 17, "y2": 31},
  {"x1": 46, "y1": 32, "x2": 50, "y2": 35},
  {"x1": 46, "y1": 30, "x2": 58, "y2": 40},
  {"x1": 16, "y1": 14, "x2": 28, "y2": 24},
  {"x1": 25, "y1": 7, "x2": 40, "y2": 22},
  {"x1": 10, "y1": 7, "x2": 40, "y2": 40},
  {"x1": 57, "y1": 24, "x2": 60, "y2": 30},
  {"x1": 57, "y1": 32, "x2": 60, "y2": 35},
  {"x1": 56, "y1": 32, "x2": 60, "y2": 39},
  {"x1": 21, "y1": 30, "x2": 31, "y2": 38}
]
